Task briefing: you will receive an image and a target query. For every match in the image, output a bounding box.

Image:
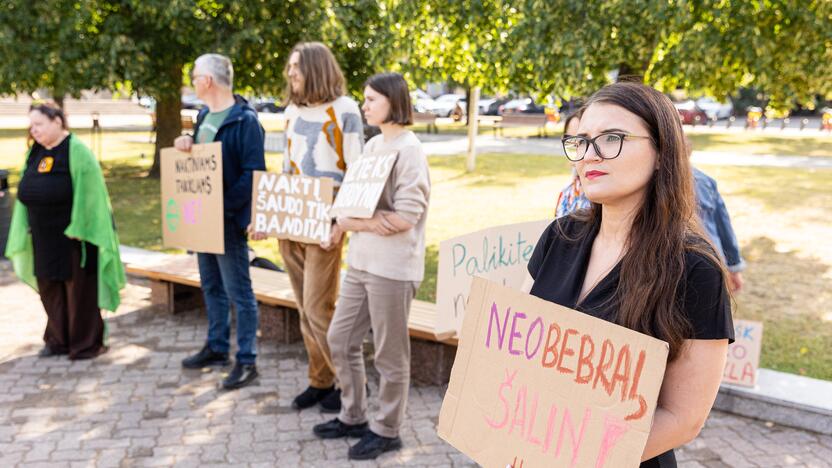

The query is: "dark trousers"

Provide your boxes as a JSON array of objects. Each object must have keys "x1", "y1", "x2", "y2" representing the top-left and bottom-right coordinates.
[{"x1": 36, "y1": 247, "x2": 103, "y2": 360}]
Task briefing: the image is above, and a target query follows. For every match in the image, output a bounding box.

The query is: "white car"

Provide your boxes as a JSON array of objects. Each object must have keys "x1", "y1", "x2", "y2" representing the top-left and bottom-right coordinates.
[
  {"x1": 411, "y1": 90, "x2": 437, "y2": 114},
  {"x1": 430, "y1": 94, "x2": 465, "y2": 117},
  {"x1": 695, "y1": 97, "x2": 733, "y2": 120}
]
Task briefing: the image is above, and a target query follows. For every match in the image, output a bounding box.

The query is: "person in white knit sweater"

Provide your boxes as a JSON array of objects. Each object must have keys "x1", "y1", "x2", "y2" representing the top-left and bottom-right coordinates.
[{"x1": 280, "y1": 42, "x2": 364, "y2": 413}]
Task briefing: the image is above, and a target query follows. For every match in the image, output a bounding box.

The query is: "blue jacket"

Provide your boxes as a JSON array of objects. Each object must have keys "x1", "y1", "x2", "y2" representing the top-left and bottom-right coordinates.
[
  {"x1": 193, "y1": 95, "x2": 266, "y2": 230},
  {"x1": 693, "y1": 168, "x2": 745, "y2": 272}
]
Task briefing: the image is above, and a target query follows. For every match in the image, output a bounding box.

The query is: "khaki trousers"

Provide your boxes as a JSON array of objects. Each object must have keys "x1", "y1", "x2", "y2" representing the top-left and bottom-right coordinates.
[
  {"x1": 279, "y1": 238, "x2": 343, "y2": 388},
  {"x1": 327, "y1": 267, "x2": 417, "y2": 438}
]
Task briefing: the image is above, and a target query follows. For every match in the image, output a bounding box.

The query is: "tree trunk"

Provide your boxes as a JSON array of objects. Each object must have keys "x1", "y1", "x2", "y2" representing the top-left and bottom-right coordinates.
[
  {"x1": 464, "y1": 87, "x2": 472, "y2": 126},
  {"x1": 466, "y1": 87, "x2": 481, "y2": 172},
  {"x1": 53, "y1": 94, "x2": 65, "y2": 110},
  {"x1": 148, "y1": 92, "x2": 181, "y2": 178}
]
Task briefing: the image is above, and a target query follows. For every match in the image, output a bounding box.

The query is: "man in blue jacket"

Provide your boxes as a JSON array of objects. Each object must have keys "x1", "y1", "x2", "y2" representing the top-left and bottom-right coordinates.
[{"x1": 174, "y1": 53, "x2": 265, "y2": 389}]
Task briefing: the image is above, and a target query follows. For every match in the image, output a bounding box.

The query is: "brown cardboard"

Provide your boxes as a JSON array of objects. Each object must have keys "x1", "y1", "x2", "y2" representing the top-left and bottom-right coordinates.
[
  {"x1": 251, "y1": 172, "x2": 334, "y2": 244},
  {"x1": 723, "y1": 319, "x2": 763, "y2": 387},
  {"x1": 160, "y1": 142, "x2": 224, "y2": 254},
  {"x1": 330, "y1": 150, "x2": 398, "y2": 218},
  {"x1": 438, "y1": 277, "x2": 669, "y2": 468},
  {"x1": 436, "y1": 220, "x2": 550, "y2": 338}
]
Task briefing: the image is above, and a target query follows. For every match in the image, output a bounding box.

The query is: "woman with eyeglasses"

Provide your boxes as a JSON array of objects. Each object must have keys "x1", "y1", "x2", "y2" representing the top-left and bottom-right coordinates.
[
  {"x1": 523, "y1": 82, "x2": 733, "y2": 467},
  {"x1": 5, "y1": 101, "x2": 125, "y2": 360}
]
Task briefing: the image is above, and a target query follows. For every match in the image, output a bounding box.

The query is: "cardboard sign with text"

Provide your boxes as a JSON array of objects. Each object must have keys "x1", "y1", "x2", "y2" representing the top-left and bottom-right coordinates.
[
  {"x1": 723, "y1": 319, "x2": 763, "y2": 387},
  {"x1": 330, "y1": 150, "x2": 398, "y2": 218},
  {"x1": 438, "y1": 278, "x2": 669, "y2": 468},
  {"x1": 160, "y1": 142, "x2": 224, "y2": 254},
  {"x1": 251, "y1": 172, "x2": 334, "y2": 244},
  {"x1": 436, "y1": 220, "x2": 550, "y2": 337}
]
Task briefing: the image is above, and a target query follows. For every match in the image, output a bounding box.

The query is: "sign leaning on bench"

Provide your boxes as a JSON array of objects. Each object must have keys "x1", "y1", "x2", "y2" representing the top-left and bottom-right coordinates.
[
  {"x1": 438, "y1": 277, "x2": 669, "y2": 468},
  {"x1": 722, "y1": 319, "x2": 763, "y2": 387},
  {"x1": 330, "y1": 150, "x2": 398, "y2": 218},
  {"x1": 160, "y1": 142, "x2": 224, "y2": 254},
  {"x1": 435, "y1": 220, "x2": 550, "y2": 338},
  {"x1": 251, "y1": 171, "x2": 334, "y2": 244}
]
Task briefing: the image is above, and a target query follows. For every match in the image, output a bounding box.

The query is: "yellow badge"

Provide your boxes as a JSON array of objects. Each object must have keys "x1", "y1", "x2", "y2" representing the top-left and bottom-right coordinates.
[{"x1": 37, "y1": 156, "x2": 54, "y2": 173}]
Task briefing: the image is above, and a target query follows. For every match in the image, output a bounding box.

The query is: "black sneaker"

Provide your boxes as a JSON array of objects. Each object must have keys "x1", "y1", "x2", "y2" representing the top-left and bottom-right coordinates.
[
  {"x1": 182, "y1": 345, "x2": 230, "y2": 369},
  {"x1": 319, "y1": 388, "x2": 342, "y2": 413},
  {"x1": 37, "y1": 346, "x2": 67, "y2": 358},
  {"x1": 222, "y1": 362, "x2": 259, "y2": 390},
  {"x1": 292, "y1": 385, "x2": 334, "y2": 410},
  {"x1": 313, "y1": 418, "x2": 368, "y2": 439},
  {"x1": 348, "y1": 431, "x2": 403, "y2": 460}
]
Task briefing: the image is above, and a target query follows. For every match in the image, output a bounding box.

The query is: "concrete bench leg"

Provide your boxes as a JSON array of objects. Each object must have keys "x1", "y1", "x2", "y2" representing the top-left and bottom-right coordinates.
[
  {"x1": 149, "y1": 280, "x2": 203, "y2": 314},
  {"x1": 259, "y1": 304, "x2": 302, "y2": 345},
  {"x1": 410, "y1": 337, "x2": 457, "y2": 386}
]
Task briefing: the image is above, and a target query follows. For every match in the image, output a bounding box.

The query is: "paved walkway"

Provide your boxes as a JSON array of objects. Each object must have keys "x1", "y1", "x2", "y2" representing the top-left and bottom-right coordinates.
[{"x1": 1, "y1": 261, "x2": 831, "y2": 467}]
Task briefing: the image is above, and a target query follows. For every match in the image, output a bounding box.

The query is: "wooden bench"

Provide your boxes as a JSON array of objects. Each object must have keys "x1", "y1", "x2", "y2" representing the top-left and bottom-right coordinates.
[
  {"x1": 413, "y1": 111, "x2": 438, "y2": 134},
  {"x1": 492, "y1": 113, "x2": 549, "y2": 138},
  {"x1": 124, "y1": 254, "x2": 458, "y2": 385}
]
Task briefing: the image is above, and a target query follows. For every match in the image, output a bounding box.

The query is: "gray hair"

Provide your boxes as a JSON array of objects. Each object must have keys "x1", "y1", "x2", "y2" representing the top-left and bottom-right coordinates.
[{"x1": 194, "y1": 53, "x2": 234, "y2": 89}]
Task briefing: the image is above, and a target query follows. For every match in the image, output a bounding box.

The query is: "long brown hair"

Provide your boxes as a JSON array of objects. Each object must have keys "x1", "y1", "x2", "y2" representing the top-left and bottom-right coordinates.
[
  {"x1": 284, "y1": 42, "x2": 345, "y2": 106},
  {"x1": 574, "y1": 82, "x2": 727, "y2": 361}
]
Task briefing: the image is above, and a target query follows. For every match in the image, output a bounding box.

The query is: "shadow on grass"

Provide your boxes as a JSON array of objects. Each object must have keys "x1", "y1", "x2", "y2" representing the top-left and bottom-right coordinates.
[
  {"x1": 736, "y1": 236, "x2": 832, "y2": 380},
  {"x1": 701, "y1": 165, "x2": 832, "y2": 212},
  {"x1": 416, "y1": 245, "x2": 439, "y2": 303},
  {"x1": 429, "y1": 153, "x2": 572, "y2": 189},
  {"x1": 689, "y1": 133, "x2": 832, "y2": 157}
]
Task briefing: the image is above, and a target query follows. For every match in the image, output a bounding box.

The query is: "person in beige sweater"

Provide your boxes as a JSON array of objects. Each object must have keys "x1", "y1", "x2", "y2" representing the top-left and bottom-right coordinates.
[{"x1": 312, "y1": 73, "x2": 430, "y2": 461}]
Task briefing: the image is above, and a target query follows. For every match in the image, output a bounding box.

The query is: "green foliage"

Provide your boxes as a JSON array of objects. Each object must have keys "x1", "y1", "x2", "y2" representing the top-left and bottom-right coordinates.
[
  {"x1": 0, "y1": 0, "x2": 108, "y2": 98},
  {"x1": 387, "y1": 0, "x2": 521, "y2": 93},
  {"x1": 511, "y1": 0, "x2": 832, "y2": 109}
]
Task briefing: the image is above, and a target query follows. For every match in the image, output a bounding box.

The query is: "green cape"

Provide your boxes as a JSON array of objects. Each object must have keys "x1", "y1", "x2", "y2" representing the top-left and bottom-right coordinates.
[{"x1": 5, "y1": 134, "x2": 126, "y2": 311}]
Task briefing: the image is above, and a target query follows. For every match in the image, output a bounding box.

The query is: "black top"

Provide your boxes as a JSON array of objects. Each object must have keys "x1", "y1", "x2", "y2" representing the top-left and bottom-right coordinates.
[
  {"x1": 17, "y1": 135, "x2": 96, "y2": 280},
  {"x1": 528, "y1": 216, "x2": 734, "y2": 468}
]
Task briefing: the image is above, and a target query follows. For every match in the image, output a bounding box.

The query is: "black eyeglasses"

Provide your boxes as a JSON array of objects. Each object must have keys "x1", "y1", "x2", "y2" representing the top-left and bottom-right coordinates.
[{"x1": 561, "y1": 132, "x2": 651, "y2": 162}]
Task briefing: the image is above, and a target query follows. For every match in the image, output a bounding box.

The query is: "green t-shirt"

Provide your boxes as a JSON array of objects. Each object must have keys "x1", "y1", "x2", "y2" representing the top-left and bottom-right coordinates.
[{"x1": 196, "y1": 107, "x2": 232, "y2": 143}]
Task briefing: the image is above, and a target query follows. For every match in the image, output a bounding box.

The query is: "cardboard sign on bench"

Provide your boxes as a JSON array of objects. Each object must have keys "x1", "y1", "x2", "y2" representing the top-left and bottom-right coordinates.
[
  {"x1": 160, "y1": 142, "x2": 224, "y2": 254},
  {"x1": 438, "y1": 277, "x2": 669, "y2": 468},
  {"x1": 723, "y1": 319, "x2": 763, "y2": 387},
  {"x1": 435, "y1": 220, "x2": 550, "y2": 338}
]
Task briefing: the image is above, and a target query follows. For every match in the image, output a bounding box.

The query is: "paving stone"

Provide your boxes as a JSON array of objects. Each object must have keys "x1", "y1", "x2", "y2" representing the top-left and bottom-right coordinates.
[{"x1": 1, "y1": 267, "x2": 830, "y2": 468}]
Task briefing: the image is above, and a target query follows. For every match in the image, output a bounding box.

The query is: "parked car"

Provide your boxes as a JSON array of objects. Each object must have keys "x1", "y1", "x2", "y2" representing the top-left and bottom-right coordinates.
[
  {"x1": 695, "y1": 97, "x2": 733, "y2": 120},
  {"x1": 673, "y1": 100, "x2": 708, "y2": 124},
  {"x1": 411, "y1": 89, "x2": 438, "y2": 114},
  {"x1": 252, "y1": 97, "x2": 285, "y2": 113},
  {"x1": 430, "y1": 94, "x2": 466, "y2": 118},
  {"x1": 499, "y1": 97, "x2": 546, "y2": 115},
  {"x1": 483, "y1": 97, "x2": 511, "y2": 115},
  {"x1": 181, "y1": 93, "x2": 205, "y2": 110}
]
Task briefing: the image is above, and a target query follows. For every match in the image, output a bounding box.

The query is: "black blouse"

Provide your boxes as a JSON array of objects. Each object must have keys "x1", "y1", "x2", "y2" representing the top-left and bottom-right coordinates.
[
  {"x1": 528, "y1": 216, "x2": 734, "y2": 468},
  {"x1": 17, "y1": 135, "x2": 96, "y2": 280}
]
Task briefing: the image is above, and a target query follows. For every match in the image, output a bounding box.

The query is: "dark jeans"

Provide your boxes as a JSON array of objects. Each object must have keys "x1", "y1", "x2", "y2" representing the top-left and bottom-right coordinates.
[{"x1": 197, "y1": 223, "x2": 258, "y2": 365}]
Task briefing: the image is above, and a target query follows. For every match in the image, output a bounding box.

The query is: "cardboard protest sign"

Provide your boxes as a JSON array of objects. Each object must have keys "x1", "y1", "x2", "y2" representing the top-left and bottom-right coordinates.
[
  {"x1": 438, "y1": 277, "x2": 669, "y2": 468},
  {"x1": 436, "y1": 220, "x2": 550, "y2": 338},
  {"x1": 160, "y1": 142, "x2": 224, "y2": 254},
  {"x1": 723, "y1": 319, "x2": 763, "y2": 387},
  {"x1": 251, "y1": 171, "x2": 334, "y2": 244},
  {"x1": 330, "y1": 150, "x2": 398, "y2": 218}
]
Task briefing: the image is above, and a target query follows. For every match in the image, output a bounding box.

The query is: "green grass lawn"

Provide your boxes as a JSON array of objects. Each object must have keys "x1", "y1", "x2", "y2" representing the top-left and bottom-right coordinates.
[{"x1": 2, "y1": 131, "x2": 830, "y2": 380}]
